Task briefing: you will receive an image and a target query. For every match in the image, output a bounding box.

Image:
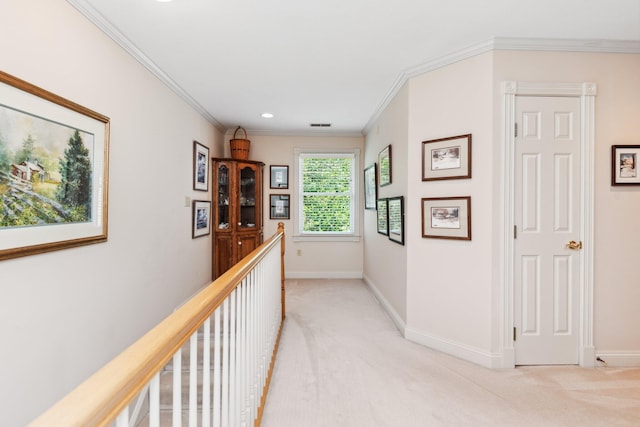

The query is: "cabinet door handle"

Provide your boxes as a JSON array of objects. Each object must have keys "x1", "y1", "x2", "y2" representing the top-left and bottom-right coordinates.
[
  {"x1": 237, "y1": 222, "x2": 242, "y2": 226},
  {"x1": 238, "y1": 241, "x2": 242, "y2": 245}
]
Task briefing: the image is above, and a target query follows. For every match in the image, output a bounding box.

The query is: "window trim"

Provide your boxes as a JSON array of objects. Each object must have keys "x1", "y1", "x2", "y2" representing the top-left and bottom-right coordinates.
[{"x1": 293, "y1": 147, "x2": 361, "y2": 242}]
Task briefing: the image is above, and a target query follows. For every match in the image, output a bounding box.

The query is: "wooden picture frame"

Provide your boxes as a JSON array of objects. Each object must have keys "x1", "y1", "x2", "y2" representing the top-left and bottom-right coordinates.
[
  {"x1": 378, "y1": 145, "x2": 392, "y2": 187},
  {"x1": 421, "y1": 196, "x2": 471, "y2": 240},
  {"x1": 192, "y1": 200, "x2": 211, "y2": 238},
  {"x1": 422, "y1": 134, "x2": 471, "y2": 181},
  {"x1": 364, "y1": 163, "x2": 377, "y2": 210},
  {"x1": 193, "y1": 141, "x2": 209, "y2": 191},
  {"x1": 376, "y1": 198, "x2": 388, "y2": 236},
  {"x1": 270, "y1": 194, "x2": 290, "y2": 219},
  {"x1": 611, "y1": 145, "x2": 640, "y2": 186},
  {"x1": 0, "y1": 71, "x2": 110, "y2": 261},
  {"x1": 270, "y1": 165, "x2": 289, "y2": 189},
  {"x1": 387, "y1": 196, "x2": 404, "y2": 245}
]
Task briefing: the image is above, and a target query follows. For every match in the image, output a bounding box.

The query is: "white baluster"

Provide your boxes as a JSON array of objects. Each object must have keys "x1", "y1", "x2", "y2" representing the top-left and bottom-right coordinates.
[
  {"x1": 220, "y1": 300, "x2": 233, "y2": 427},
  {"x1": 173, "y1": 349, "x2": 182, "y2": 427},
  {"x1": 228, "y1": 290, "x2": 236, "y2": 427},
  {"x1": 203, "y1": 318, "x2": 211, "y2": 427},
  {"x1": 115, "y1": 406, "x2": 128, "y2": 427},
  {"x1": 213, "y1": 306, "x2": 222, "y2": 427},
  {"x1": 189, "y1": 332, "x2": 198, "y2": 427},
  {"x1": 150, "y1": 373, "x2": 160, "y2": 427}
]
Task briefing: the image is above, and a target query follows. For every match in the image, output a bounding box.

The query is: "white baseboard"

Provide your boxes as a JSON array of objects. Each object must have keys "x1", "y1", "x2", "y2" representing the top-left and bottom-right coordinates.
[
  {"x1": 405, "y1": 327, "x2": 502, "y2": 369},
  {"x1": 362, "y1": 275, "x2": 407, "y2": 336},
  {"x1": 363, "y1": 274, "x2": 504, "y2": 369},
  {"x1": 595, "y1": 351, "x2": 640, "y2": 367},
  {"x1": 285, "y1": 270, "x2": 363, "y2": 279}
]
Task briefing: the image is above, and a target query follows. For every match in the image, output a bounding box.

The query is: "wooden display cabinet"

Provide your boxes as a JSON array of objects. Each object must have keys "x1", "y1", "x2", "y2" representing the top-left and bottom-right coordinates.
[{"x1": 212, "y1": 158, "x2": 264, "y2": 279}]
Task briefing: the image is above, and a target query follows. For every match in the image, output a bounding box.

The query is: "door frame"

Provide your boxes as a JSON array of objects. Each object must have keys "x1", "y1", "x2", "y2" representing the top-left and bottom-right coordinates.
[{"x1": 501, "y1": 81, "x2": 597, "y2": 368}]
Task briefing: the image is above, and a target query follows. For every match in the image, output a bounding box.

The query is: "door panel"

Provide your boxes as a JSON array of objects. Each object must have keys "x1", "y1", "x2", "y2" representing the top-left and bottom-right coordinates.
[{"x1": 514, "y1": 96, "x2": 581, "y2": 365}]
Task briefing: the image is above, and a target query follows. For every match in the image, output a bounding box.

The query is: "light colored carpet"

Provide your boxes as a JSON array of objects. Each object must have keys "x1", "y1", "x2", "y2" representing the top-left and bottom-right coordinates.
[{"x1": 261, "y1": 279, "x2": 640, "y2": 427}]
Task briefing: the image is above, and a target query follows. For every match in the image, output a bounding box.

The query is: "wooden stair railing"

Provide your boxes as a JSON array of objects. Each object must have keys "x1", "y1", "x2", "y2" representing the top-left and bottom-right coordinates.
[{"x1": 29, "y1": 223, "x2": 286, "y2": 427}]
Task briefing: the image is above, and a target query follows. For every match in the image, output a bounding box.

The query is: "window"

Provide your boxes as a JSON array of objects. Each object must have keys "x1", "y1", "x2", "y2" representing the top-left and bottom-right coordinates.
[{"x1": 294, "y1": 148, "x2": 360, "y2": 241}]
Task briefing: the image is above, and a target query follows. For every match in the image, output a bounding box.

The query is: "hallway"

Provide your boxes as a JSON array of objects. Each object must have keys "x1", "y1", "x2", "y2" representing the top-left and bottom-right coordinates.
[{"x1": 261, "y1": 279, "x2": 640, "y2": 426}]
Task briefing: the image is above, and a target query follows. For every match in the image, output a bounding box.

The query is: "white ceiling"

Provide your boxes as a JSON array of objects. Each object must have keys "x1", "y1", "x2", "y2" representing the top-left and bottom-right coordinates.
[{"x1": 69, "y1": 0, "x2": 640, "y2": 136}]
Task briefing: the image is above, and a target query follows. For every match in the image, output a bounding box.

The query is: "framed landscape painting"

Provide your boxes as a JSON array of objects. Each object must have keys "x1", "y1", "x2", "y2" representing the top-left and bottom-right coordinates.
[
  {"x1": 192, "y1": 200, "x2": 211, "y2": 238},
  {"x1": 193, "y1": 140, "x2": 209, "y2": 191},
  {"x1": 387, "y1": 196, "x2": 404, "y2": 245},
  {"x1": 270, "y1": 194, "x2": 290, "y2": 219},
  {"x1": 364, "y1": 163, "x2": 377, "y2": 210},
  {"x1": 376, "y1": 198, "x2": 388, "y2": 236},
  {"x1": 611, "y1": 145, "x2": 640, "y2": 186},
  {"x1": 378, "y1": 145, "x2": 392, "y2": 187},
  {"x1": 422, "y1": 134, "x2": 471, "y2": 181},
  {"x1": 270, "y1": 165, "x2": 289, "y2": 189},
  {"x1": 421, "y1": 196, "x2": 471, "y2": 240},
  {"x1": 0, "y1": 71, "x2": 110, "y2": 260}
]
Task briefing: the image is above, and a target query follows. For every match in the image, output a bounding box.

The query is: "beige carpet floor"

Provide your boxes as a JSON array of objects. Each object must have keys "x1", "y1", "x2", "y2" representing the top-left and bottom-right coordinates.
[{"x1": 261, "y1": 279, "x2": 640, "y2": 427}]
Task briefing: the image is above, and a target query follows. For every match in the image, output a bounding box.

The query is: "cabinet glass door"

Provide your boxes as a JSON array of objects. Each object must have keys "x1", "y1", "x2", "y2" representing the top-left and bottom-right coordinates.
[
  {"x1": 238, "y1": 165, "x2": 256, "y2": 229},
  {"x1": 217, "y1": 164, "x2": 229, "y2": 229}
]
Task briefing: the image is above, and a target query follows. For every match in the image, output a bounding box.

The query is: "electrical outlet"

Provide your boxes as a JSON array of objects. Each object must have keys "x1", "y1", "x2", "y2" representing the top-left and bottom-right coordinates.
[
  {"x1": 296, "y1": 249, "x2": 302, "y2": 256},
  {"x1": 184, "y1": 196, "x2": 191, "y2": 207}
]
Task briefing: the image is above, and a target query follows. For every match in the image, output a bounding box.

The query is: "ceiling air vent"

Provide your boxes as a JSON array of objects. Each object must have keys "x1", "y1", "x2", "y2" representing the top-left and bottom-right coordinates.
[{"x1": 310, "y1": 123, "x2": 332, "y2": 127}]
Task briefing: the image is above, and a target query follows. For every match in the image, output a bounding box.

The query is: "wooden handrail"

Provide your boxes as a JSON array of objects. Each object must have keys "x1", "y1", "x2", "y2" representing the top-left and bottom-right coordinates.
[{"x1": 29, "y1": 224, "x2": 286, "y2": 427}]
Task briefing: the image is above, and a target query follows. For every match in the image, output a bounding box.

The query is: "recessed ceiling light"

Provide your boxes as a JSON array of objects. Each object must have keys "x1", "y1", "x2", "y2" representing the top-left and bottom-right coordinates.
[
  {"x1": 156, "y1": 0, "x2": 173, "y2": 2},
  {"x1": 261, "y1": 113, "x2": 274, "y2": 118}
]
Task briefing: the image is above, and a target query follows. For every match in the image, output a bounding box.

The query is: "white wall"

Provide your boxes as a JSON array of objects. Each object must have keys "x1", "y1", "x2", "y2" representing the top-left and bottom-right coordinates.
[
  {"x1": 405, "y1": 53, "x2": 496, "y2": 364},
  {"x1": 364, "y1": 49, "x2": 640, "y2": 368},
  {"x1": 223, "y1": 133, "x2": 365, "y2": 279},
  {"x1": 493, "y1": 50, "x2": 640, "y2": 365},
  {"x1": 363, "y1": 84, "x2": 409, "y2": 329},
  {"x1": 0, "y1": 2, "x2": 222, "y2": 425}
]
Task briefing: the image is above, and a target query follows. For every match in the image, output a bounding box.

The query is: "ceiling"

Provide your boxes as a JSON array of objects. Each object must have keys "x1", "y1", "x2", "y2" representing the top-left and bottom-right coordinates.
[{"x1": 69, "y1": 0, "x2": 640, "y2": 136}]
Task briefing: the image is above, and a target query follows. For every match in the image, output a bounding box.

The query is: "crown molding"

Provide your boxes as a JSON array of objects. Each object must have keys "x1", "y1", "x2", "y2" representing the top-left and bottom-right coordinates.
[
  {"x1": 362, "y1": 37, "x2": 640, "y2": 135},
  {"x1": 66, "y1": 0, "x2": 225, "y2": 133},
  {"x1": 224, "y1": 128, "x2": 365, "y2": 138},
  {"x1": 492, "y1": 37, "x2": 640, "y2": 54}
]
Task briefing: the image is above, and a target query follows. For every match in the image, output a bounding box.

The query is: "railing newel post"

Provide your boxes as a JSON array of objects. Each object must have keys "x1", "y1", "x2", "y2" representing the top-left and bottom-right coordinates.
[{"x1": 278, "y1": 222, "x2": 285, "y2": 321}]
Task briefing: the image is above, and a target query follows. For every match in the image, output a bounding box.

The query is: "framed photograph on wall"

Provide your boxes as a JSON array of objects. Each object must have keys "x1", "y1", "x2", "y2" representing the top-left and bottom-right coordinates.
[
  {"x1": 387, "y1": 196, "x2": 404, "y2": 245},
  {"x1": 0, "y1": 71, "x2": 110, "y2": 261},
  {"x1": 270, "y1": 194, "x2": 290, "y2": 219},
  {"x1": 192, "y1": 200, "x2": 211, "y2": 238},
  {"x1": 364, "y1": 163, "x2": 377, "y2": 210},
  {"x1": 422, "y1": 196, "x2": 471, "y2": 240},
  {"x1": 611, "y1": 145, "x2": 640, "y2": 186},
  {"x1": 378, "y1": 145, "x2": 392, "y2": 187},
  {"x1": 270, "y1": 165, "x2": 289, "y2": 189},
  {"x1": 193, "y1": 140, "x2": 209, "y2": 191},
  {"x1": 422, "y1": 134, "x2": 471, "y2": 181},
  {"x1": 376, "y1": 198, "x2": 388, "y2": 236}
]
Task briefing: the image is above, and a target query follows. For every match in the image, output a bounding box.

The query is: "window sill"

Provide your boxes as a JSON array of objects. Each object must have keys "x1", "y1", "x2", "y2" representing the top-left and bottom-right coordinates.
[{"x1": 292, "y1": 234, "x2": 361, "y2": 243}]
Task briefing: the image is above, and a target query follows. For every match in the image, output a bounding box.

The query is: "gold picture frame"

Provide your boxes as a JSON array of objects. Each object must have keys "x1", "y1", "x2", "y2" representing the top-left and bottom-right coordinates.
[{"x1": 0, "y1": 71, "x2": 110, "y2": 260}]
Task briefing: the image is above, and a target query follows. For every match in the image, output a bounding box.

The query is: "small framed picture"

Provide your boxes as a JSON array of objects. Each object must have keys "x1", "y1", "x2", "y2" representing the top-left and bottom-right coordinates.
[
  {"x1": 387, "y1": 196, "x2": 404, "y2": 245},
  {"x1": 611, "y1": 145, "x2": 640, "y2": 186},
  {"x1": 364, "y1": 163, "x2": 378, "y2": 210},
  {"x1": 378, "y1": 145, "x2": 392, "y2": 187},
  {"x1": 421, "y1": 196, "x2": 471, "y2": 240},
  {"x1": 193, "y1": 141, "x2": 209, "y2": 191},
  {"x1": 270, "y1": 165, "x2": 289, "y2": 189},
  {"x1": 192, "y1": 200, "x2": 211, "y2": 238},
  {"x1": 422, "y1": 134, "x2": 471, "y2": 181},
  {"x1": 376, "y1": 198, "x2": 388, "y2": 235},
  {"x1": 270, "y1": 194, "x2": 290, "y2": 219}
]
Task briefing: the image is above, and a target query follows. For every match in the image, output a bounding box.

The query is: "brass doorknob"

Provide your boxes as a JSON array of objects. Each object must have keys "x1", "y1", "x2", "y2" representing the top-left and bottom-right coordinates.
[{"x1": 566, "y1": 240, "x2": 582, "y2": 250}]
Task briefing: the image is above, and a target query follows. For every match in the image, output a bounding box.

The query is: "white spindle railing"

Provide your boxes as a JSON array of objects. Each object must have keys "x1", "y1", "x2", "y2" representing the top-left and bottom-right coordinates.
[{"x1": 29, "y1": 224, "x2": 286, "y2": 427}]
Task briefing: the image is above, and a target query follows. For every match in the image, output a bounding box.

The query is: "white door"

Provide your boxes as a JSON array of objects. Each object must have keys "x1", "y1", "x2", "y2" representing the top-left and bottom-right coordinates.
[{"x1": 514, "y1": 96, "x2": 582, "y2": 365}]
